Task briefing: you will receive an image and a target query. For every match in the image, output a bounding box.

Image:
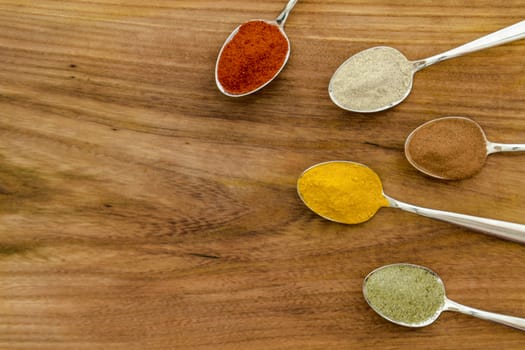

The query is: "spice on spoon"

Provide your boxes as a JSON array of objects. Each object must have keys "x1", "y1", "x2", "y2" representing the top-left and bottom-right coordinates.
[
  {"x1": 216, "y1": 20, "x2": 289, "y2": 95},
  {"x1": 297, "y1": 161, "x2": 525, "y2": 243},
  {"x1": 329, "y1": 21, "x2": 525, "y2": 113},
  {"x1": 297, "y1": 161, "x2": 389, "y2": 224},
  {"x1": 363, "y1": 264, "x2": 445, "y2": 325},
  {"x1": 329, "y1": 46, "x2": 414, "y2": 112},
  {"x1": 365, "y1": 263, "x2": 525, "y2": 330},
  {"x1": 405, "y1": 117, "x2": 487, "y2": 180}
]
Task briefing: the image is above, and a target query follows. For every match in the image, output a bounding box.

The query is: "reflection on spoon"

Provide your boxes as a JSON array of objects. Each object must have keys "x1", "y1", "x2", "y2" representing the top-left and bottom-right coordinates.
[
  {"x1": 363, "y1": 263, "x2": 525, "y2": 331},
  {"x1": 329, "y1": 20, "x2": 525, "y2": 112},
  {"x1": 296, "y1": 161, "x2": 525, "y2": 243},
  {"x1": 215, "y1": 0, "x2": 298, "y2": 97},
  {"x1": 405, "y1": 116, "x2": 525, "y2": 180}
]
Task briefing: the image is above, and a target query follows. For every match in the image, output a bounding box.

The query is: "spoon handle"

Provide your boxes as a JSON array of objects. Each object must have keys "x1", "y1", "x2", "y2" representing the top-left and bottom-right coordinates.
[
  {"x1": 445, "y1": 299, "x2": 525, "y2": 331},
  {"x1": 414, "y1": 20, "x2": 525, "y2": 71},
  {"x1": 275, "y1": 0, "x2": 298, "y2": 27},
  {"x1": 487, "y1": 142, "x2": 525, "y2": 154},
  {"x1": 385, "y1": 196, "x2": 525, "y2": 244}
]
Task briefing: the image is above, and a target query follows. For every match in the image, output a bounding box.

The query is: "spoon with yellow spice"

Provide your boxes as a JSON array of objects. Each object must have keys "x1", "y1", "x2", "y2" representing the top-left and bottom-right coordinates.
[{"x1": 296, "y1": 161, "x2": 525, "y2": 243}]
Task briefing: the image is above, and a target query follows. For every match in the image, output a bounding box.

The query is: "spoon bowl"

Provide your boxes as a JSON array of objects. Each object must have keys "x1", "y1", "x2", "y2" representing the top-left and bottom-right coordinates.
[
  {"x1": 405, "y1": 116, "x2": 525, "y2": 180},
  {"x1": 328, "y1": 46, "x2": 416, "y2": 113},
  {"x1": 215, "y1": 0, "x2": 298, "y2": 97},
  {"x1": 363, "y1": 263, "x2": 445, "y2": 328},
  {"x1": 363, "y1": 263, "x2": 525, "y2": 331},
  {"x1": 329, "y1": 20, "x2": 525, "y2": 112},
  {"x1": 297, "y1": 161, "x2": 525, "y2": 243}
]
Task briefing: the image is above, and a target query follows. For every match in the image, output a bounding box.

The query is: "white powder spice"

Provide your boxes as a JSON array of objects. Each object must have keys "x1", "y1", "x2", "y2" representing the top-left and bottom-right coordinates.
[{"x1": 329, "y1": 46, "x2": 414, "y2": 112}]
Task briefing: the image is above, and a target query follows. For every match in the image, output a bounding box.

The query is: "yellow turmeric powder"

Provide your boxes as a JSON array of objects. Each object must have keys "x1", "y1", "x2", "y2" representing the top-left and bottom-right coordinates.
[{"x1": 297, "y1": 161, "x2": 389, "y2": 224}]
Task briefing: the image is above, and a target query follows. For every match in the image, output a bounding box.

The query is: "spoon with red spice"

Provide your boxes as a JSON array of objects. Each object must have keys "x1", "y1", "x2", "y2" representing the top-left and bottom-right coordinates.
[
  {"x1": 215, "y1": 0, "x2": 298, "y2": 97},
  {"x1": 405, "y1": 116, "x2": 525, "y2": 180}
]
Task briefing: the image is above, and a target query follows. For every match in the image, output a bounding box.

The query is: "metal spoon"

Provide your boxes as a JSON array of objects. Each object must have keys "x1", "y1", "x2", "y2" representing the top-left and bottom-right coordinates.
[
  {"x1": 215, "y1": 0, "x2": 298, "y2": 97},
  {"x1": 363, "y1": 263, "x2": 525, "y2": 331},
  {"x1": 405, "y1": 116, "x2": 525, "y2": 180},
  {"x1": 329, "y1": 20, "x2": 525, "y2": 112},
  {"x1": 296, "y1": 161, "x2": 525, "y2": 243}
]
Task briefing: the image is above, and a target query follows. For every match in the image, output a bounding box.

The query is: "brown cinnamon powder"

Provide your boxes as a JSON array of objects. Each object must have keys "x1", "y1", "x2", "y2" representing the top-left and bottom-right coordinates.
[{"x1": 405, "y1": 117, "x2": 488, "y2": 180}]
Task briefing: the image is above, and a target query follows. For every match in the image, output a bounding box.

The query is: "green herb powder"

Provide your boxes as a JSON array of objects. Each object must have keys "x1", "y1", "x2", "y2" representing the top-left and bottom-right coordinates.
[{"x1": 364, "y1": 264, "x2": 445, "y2": 325}]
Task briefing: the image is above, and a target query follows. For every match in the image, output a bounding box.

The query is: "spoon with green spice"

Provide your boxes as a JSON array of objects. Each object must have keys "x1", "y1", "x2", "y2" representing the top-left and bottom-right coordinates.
[
  {"x1": 363, "y1": 263, "x2": 525, "y2": 331},
  {"x1": 405, "y1": 116, "x2": 525, "y2": 180},
  {"x1": 296, "y1": 161, "x2": 525, "y2": 243},
  {"x1": 329, "y1": 20, "x2": 525, "y2": 113},
  {"x1": 215, "y1": 0, "x2": 298, "y2": 97}
]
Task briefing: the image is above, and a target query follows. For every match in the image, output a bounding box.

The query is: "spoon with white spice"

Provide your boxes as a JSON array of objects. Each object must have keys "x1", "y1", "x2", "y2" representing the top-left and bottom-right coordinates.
[
  {"x1": 363, "y1": 263, "x2": 525, "y2": 331},
  {"x1": 329, "y1": 20, "x2": 525, "y2": 113}
]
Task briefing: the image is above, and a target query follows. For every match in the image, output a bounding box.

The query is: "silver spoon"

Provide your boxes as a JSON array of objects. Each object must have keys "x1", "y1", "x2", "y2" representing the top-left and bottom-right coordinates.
[
  {"x1": 329, "y1": 20, "x2": 525, "y2": 113},
  {"x1": 363, "y1": 263, "x2": 525, "y2": 331},
  {"x1": 215, "y1": 0, "x2": 298, "y2": 97},
  {"x1": 405, "y1": 116, "x2": 525, "y2": 180},
  {"x1": 297, "y1": 161, "x2": 525, "y2": 243}
]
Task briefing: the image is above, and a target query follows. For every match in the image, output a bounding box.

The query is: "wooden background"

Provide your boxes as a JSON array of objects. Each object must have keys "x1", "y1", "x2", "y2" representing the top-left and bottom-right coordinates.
[{"x1": 0, "y1": 1, "x2": 524, "y2": 349}]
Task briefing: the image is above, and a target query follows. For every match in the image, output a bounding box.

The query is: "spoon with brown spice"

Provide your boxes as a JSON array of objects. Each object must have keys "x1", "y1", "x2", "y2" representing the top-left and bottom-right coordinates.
[
  {"x1": 405, "y1": 116, "x2": 525, "y2": 180},
  {"x1": 363, "y1": 263, "x2": 525, "y2": 331}
]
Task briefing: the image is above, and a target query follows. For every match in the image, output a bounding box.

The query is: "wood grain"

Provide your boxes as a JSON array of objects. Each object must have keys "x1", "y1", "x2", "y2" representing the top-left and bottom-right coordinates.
[{"x1": 0, "y1": 1, "x2": 524, "y2": 349}]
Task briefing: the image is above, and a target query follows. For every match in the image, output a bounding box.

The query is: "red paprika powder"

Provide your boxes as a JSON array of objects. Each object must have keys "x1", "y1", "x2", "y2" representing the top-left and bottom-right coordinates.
[{"x1": 216, "y1": 20, "x2": 289, "y2": 95}]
